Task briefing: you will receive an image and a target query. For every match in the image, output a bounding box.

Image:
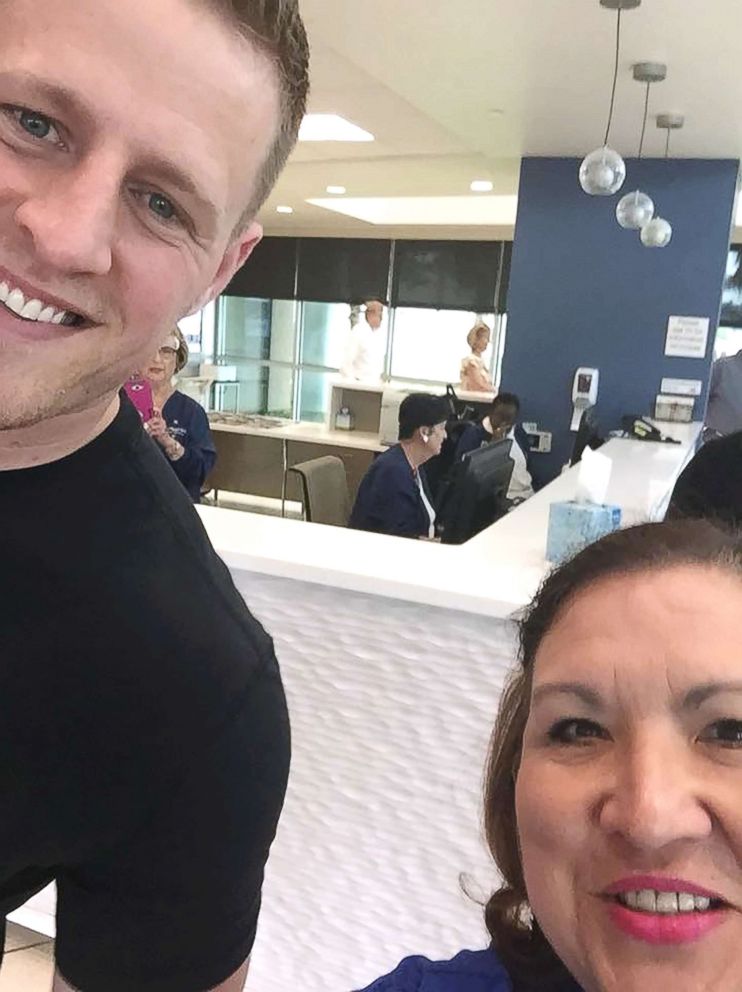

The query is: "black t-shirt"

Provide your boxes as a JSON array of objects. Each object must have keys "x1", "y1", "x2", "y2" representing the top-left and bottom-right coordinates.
[
  {"x1": 668, "y1": 431, "x2": 742, "y2": 527},
  {"x1": 0, "y1": 395, "x2": 290, "y2": 992}
]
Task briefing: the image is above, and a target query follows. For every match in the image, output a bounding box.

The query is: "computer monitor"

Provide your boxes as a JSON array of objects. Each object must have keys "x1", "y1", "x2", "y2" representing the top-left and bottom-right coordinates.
[
  {"x1": 438, "y1": 438, "x2": 514, "y2": 545},
  {"x1": 570, "y1": 406, "x2": 603, "y2": 466}
]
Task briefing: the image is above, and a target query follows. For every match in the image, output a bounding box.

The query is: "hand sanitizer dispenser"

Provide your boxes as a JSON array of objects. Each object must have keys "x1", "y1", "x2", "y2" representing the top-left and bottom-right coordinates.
[{"x1": 571, "y1": 368, "x2": 599, "y2": 431}]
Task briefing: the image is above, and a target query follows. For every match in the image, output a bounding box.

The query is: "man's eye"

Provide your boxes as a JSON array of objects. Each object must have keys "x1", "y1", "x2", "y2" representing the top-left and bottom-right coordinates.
[
  {"x1": 2, "y1": 106, "x2": 62, "y2": 146},
  {"x1": 147, "y1": 193, "x2": 177, "y2": 222},
  {"x1": 548, "y1": 718, "x2": 607, "y2": 745},
  {"x1": 701, "y1": 720, "x2": 742, "y2": 749},
  {"x1": 18, "y1": 109, "x2": 52, "y2": 139},
  {"x1": 16, "y1": 109, "x2": 60, "y2": 144}
]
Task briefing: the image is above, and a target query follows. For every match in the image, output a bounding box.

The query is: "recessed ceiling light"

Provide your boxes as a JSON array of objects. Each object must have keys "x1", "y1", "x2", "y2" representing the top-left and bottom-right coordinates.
[
  {"x1": 306, "y1": 195, "x2": 518, "y2": 226},
  {"x1": 299, "y1": 114, "x2": 374, "y2": 142},
  {"x1": 470, "y1": 180, "x2": 494, "y2": 193},
  {"x1": 326, "y1": 185, "x2": 347, "y2": 195},
  {"x1": 276, "y1": 205, "x2": 294, "y2": 214}
]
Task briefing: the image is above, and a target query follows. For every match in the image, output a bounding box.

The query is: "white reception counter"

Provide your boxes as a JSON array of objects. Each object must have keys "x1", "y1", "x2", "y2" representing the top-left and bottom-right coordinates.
[
  {"x1": 201, "y1": 420, "x2": 702, "y2": 620},
  {"x1": 12, "y1": 422, "x2": 701, "y2": 991}
]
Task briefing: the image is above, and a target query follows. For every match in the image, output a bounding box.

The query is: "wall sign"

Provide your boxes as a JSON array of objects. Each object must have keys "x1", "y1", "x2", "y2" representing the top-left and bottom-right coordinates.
[
  {"x1": 664, "y1": 316, "x2": 710, "y2": 359},
  {"x1": 660, "y1": 377, "x2": 703, "y2": 397}
]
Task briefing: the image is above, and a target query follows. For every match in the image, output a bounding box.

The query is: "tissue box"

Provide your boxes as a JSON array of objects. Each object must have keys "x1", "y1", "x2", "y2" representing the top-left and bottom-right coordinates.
[{"x1": 546, "y1": 501, "x2": 622, "y2": 564}]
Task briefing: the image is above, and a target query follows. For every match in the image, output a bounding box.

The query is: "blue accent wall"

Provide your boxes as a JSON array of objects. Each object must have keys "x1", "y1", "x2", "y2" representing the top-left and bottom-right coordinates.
[{"x1": 501, "y1": 157, "x2": 738, "y2": 483}]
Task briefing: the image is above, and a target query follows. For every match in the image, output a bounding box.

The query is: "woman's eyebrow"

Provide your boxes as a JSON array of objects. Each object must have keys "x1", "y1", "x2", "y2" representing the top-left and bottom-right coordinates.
[
  {"x1": 684, "y1": 682, "x2": 742, "y2": 709},
  {"x1": 532, "y1": 682, "x2": 604, "y2": 709}
]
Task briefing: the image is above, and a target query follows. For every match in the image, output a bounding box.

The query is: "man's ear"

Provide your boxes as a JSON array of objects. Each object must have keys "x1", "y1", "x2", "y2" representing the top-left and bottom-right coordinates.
[{"x1": 186, "y1": 221, "x2": 263, "y2": 316}]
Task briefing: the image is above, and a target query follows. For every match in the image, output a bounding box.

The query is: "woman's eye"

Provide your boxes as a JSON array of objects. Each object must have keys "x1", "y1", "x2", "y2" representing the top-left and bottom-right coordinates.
[
  {"x1": 701, "y1": 720, "x2": 742, "y2": 748},
  {"x1": 548, "y1": 718, "x2": 607, "y2": 745}
]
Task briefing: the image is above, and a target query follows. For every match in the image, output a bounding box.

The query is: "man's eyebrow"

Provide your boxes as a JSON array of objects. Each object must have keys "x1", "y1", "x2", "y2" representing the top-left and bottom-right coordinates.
[
  {"x1": 684, "y1": 682, "x2": 742, "y2": 709},
  {"x1": 137, "y1": 155, "x2": 220, "y2": 224},
  {"x1": 0, "y1": 71, "x2": 220, "y2": 225},
  {"x1": 532, "y1": 682, "x2": 604, "y2": 709},
  {"x1": 0, "y1": 71, "x2": 95, "y2": 121}
]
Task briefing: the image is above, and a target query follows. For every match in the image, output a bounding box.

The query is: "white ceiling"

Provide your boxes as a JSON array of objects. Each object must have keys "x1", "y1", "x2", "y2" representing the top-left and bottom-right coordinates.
[{"x1": 260, "y1": 0, "x2": 742, "y2": 239}]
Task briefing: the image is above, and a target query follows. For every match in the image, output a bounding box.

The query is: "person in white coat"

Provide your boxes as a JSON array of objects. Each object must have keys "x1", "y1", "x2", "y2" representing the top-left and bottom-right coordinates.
[{"x1": 341, "y1": 299, "x2": 386, "y2": 382}]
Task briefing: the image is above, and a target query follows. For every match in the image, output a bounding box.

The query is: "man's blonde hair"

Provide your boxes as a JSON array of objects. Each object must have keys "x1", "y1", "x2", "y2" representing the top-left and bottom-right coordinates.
[{"x1": 207, "y1": 0, "x2": 310, "y2": 219}]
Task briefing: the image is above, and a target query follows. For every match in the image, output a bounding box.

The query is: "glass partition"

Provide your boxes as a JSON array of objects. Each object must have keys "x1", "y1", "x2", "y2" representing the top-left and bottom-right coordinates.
[
  {"x1": 391, "y1": 308, "x2": 497, "y2": 386},
  {"x1": 300, "y1": 301, "x2": 351, "y2": 369},
  {"x1": 212, "y1": 296, "x2": 507, "y2": 422}
]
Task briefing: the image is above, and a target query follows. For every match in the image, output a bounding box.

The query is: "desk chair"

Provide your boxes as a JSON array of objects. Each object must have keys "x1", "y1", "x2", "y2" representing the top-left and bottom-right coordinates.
[{"x1": 289, "y1": 456, "x2": 350, "y2": 527}]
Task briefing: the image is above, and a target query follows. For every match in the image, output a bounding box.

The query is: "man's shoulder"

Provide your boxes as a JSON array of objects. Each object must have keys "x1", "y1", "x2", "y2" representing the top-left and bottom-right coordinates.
[{"x1": 716, "y1": 352, "x2": 742, "y2": 375}]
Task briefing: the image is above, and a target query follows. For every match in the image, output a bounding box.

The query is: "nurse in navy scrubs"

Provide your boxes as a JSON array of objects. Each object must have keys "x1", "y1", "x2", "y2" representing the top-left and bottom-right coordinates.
[
  {"x1": 143, "y1": 327, "x2": 216, "y2": 502},
  {"x1": 349, "y1": 393, "x2": 448, "y2": 539}
]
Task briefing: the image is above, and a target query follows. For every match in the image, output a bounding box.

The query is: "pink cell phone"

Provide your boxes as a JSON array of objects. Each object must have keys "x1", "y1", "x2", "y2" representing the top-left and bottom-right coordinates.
[{"x1": 124, "y1": 375, "x2": 154, "y2": 422}]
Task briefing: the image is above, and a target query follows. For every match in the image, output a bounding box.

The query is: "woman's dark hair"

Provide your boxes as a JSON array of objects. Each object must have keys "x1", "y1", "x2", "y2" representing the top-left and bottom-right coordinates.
[
  {"x1": 493, "y1": 391, "x2": 520, "y2": 413},
  {"x1": 398, "y1": 393, "x2": 449, "y2": 441},
  {"x1": 483, "y1": 518, "x2": 742, "y2": 990}
]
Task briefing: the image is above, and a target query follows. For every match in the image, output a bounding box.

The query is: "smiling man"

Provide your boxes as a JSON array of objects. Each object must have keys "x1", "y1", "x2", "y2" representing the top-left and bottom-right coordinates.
[{"x1": 0, "y1": 1, "x2": 308, "y2": 989}]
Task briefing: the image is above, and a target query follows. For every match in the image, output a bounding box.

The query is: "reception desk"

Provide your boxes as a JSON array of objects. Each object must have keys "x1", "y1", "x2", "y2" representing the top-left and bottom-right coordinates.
[
  {"x1": 11, "y1": 423, "x2": 700, "y2": 992},
  {"x1": 206, "y1": 380, "x2": 496, "y2": 507},
  {"x1": 207, "y1": 416, "x2": 384, "y2": 506}
]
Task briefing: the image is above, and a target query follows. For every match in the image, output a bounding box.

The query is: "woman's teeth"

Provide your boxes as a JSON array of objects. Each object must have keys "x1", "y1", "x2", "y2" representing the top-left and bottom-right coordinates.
[
  {"x1": 0, "y1": 281, "x2": 78, "y2": 326},
  {"x1": 617, "y1": 890, "x2": 716, "y2": 914}
]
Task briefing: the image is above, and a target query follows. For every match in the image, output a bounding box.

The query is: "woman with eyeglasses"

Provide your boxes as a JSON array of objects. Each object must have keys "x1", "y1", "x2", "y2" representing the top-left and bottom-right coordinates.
[{"x1": 143, "y1": 327, "x2": 216, "y2": 502}]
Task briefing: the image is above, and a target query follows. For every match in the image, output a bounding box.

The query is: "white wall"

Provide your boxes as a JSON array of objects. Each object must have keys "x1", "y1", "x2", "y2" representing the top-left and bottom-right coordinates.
[{"x1": 238, "y1": 572, "x2": 514, "y2": 992}]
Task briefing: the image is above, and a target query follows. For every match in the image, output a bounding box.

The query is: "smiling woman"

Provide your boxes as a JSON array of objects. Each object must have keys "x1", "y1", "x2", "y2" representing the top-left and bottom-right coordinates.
[{"x1": 361, "y1": 519, "x2": 742, "y2": 992}]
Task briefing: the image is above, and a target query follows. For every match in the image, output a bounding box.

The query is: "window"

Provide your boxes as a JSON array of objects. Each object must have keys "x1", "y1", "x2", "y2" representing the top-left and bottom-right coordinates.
[
  {"x1": 714, "y1": 326, "x2": 742, "y2": 359},
  {"x1": 211, "y1": 298, "x2": 506, "y2": 421},
  {"x1": 177, "y1": 301, "x2": 215, "y2": 363},
  {"x1": 391, "y1": 308, "x2": 498, "y2": 386},
  {"x1": 300, "y1": 301, "x2": 351, "y2": 370}
]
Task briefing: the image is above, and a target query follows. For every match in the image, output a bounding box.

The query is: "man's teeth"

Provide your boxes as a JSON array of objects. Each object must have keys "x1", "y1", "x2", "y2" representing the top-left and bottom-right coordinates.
[
  {"x1": 0, "y1": 281, "x2": 76, "y2": 326},
  {"x1": 618, "y1": 890, "x2": 715, "y2": 914}
]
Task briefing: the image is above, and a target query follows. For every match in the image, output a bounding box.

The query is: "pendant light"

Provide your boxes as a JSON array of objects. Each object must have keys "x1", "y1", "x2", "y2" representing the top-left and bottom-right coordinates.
[
  {"x1": 579, "y1": 0, "x2": 641, "y2": 196},
  {"x1": 616, "y1": 63, "x2": 665, "y2": 229},
  {"x1": 639, "y1": 113, "x2": 683, "y2": 248}
]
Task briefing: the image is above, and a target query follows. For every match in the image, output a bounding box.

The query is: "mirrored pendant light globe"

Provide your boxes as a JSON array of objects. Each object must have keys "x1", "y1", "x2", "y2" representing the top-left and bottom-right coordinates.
[
  {"x1": 580, "y1": 146, "x2": 627, "y2": 196},
  {"x1": 579, "y1": 1, "x2": 638, "y2": 197},
  {"x1": 616, "y1": 190, "x2": 654, "y2": 228},
  {"x1": 640, "y1": 217, "x2": 672, "y2": 248}
]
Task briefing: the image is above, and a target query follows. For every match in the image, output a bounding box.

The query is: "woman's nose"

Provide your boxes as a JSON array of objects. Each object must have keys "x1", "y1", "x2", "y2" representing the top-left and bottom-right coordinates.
[{"x1": 598, "y1": 736, "x2": 713, "y2": 852}]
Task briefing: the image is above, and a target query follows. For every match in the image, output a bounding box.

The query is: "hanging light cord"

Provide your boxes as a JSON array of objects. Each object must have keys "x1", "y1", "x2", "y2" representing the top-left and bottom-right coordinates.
[
  {"x1": 603, "y1": 8, "x2": 622, "y2": 146},
  {"x1": 638, "y1": 81, "x2": 650, "y2": 159}
]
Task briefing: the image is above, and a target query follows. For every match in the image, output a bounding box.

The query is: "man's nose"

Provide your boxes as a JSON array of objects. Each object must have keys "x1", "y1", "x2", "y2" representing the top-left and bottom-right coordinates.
[
  {"x1": 598, "y1": 734, "x2": 713, "y2": 852},
  {"x1": 13, "y1": 158, "x2": 118, "y2": 277}
]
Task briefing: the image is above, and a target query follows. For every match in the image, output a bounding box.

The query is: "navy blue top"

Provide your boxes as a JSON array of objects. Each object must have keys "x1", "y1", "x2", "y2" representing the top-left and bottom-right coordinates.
[
  {"x1": 357, "y1": 948, "x2": 582, "y2": 992},
  {"x1": 358, "y1": 949, "x2": 513, "y2": 992},
  {"x1": 349, "y1": 444, "x2": 434, "y2": 539},
  {"x1": 454, "y1": 422, "x2": 491, "y2": 461},
  {"x1": 161, "y1": 391, "x2": 217, "y2": 502},
  {"x1": 454, "y1": 422, "x2": 531, "y2": 468}
]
